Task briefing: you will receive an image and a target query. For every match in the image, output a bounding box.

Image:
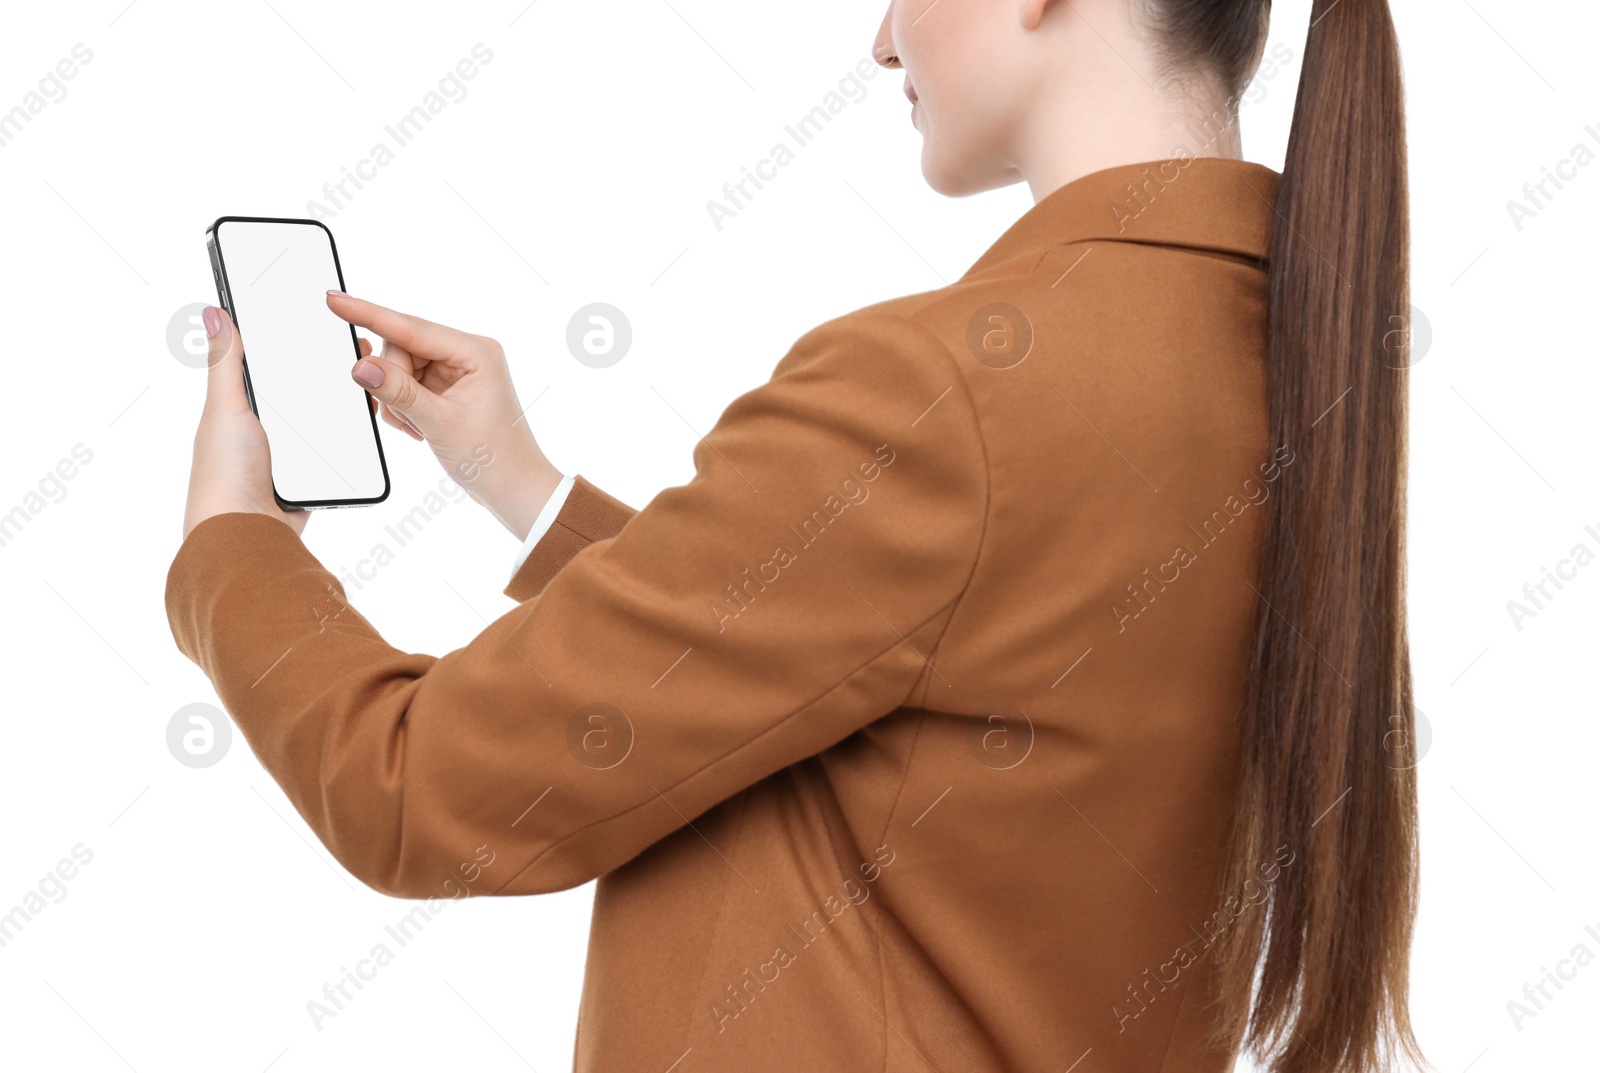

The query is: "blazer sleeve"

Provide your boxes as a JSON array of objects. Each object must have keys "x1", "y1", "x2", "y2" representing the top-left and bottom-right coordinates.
[
  {"x1": 504, "y1": 475, "x2": 637, "y2": 603},
  {"x1": 164, "y1": 311, "x2": 987, "y2": 899},
  {"x1": 508, "y1": 473, "x2": 576, "y2": 581}
]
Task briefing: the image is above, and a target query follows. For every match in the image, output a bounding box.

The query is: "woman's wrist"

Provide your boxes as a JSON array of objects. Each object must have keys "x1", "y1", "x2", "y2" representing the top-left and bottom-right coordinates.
[{"x1": 470, "y1": 444, "x2": 564, "y2": 541}]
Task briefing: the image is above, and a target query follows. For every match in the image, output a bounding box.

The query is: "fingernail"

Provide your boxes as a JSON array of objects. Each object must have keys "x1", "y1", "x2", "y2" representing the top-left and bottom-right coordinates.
[
  {"x1": 404, "y1": 421, "x2": 424, "y2": 442},
  {"x1": 404, "y1": 417, "x2": 423, "y2": 439},
  {"x1": 327, "y1": 289, "x2": 349, "y2": 298},
  {"x1": 202, "y1": 306, "x2": 221, "y2": 338},
  {"x1": 353, "y1": 360, "x2": 384, "y2": 389}
]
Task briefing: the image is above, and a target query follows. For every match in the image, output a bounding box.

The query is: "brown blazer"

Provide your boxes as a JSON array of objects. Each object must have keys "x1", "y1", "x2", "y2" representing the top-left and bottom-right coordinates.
[{"x1": 167, "y1": 157, "x2": 1284, "y2": 1073}]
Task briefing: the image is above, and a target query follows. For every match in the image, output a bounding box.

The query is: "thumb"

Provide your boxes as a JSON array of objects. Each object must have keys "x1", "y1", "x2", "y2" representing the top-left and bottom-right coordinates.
[
  {"x1": 202, "y1": 305, "x2": 250, "y2": 414},
  {"x1": 351, "y1": 354, "x2": 441, "y2": 428}
]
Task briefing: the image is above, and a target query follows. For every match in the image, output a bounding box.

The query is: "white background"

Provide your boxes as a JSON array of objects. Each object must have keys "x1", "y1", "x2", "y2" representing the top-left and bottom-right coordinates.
[{"x1": 0, "y1": 1, "x2": 1595, "y2": 1070}]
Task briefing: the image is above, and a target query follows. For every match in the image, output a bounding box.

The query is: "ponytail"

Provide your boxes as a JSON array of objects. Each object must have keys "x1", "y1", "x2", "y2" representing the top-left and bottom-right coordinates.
[
  {"x1": 1149, "y1": 0, "x2": 1423, "y2": 1069},
  {"x1": 1207, "y1": 1, "x2": 1424, "y2": 1070}
]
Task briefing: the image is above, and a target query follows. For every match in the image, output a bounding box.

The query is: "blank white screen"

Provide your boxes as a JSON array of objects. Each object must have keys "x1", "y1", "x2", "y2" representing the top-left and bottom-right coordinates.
[{"x1": 214, "y1": 220, "x2": 387, "y2": 505}]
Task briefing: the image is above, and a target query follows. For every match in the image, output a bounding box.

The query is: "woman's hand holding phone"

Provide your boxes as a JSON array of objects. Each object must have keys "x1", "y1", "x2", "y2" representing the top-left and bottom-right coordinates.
[
  {"x1": 181, "y1": 305, "x2": 342, "y2": 540},
  {"x1": 326, "y1": 291, "x2": 564, "y2": 541}
]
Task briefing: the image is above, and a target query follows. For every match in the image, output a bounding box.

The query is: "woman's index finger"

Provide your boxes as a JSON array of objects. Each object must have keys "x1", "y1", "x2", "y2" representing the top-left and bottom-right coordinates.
[{"x1": 325, "y1": 292, "x2": 474, "y2": 360}]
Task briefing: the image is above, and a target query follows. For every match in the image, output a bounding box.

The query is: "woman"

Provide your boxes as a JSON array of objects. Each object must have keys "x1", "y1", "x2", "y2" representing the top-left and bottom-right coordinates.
[{"x1": 169, "y1": 0, "x2": 1422, "y2": 1070}]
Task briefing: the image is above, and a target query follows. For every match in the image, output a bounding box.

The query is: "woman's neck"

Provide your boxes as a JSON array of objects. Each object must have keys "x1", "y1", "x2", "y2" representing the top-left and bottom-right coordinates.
[{"x1": 1018, "y1": 97, "x2": 1244, "y2": 203}]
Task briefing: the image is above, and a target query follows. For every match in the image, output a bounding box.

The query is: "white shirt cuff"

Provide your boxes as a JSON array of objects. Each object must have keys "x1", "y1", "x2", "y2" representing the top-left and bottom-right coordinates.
[{"x1": 510, "y1": 474, "x2": 576, "y2": 577}]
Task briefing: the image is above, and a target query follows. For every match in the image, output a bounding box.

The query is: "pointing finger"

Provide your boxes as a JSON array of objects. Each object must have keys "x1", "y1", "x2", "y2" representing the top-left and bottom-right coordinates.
[{"x1": 326, "y1": 291, "x2": 478, "y2": 364}]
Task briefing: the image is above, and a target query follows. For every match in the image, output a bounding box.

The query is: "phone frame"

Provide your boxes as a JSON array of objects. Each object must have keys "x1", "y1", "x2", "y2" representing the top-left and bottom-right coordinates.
[{"x1": 204, "y1": 215, "x2": 391, "y2": 511}]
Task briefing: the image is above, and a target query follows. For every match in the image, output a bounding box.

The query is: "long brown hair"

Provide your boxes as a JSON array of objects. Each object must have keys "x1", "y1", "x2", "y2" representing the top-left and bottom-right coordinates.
[{"x1": 1148, "y1": 1, "x2": 1423, "y2": 1070}]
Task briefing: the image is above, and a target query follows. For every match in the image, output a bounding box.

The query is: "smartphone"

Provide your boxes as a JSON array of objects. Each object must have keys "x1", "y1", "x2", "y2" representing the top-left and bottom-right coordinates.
[{"x1": 205, "y1": 216, "x2": 390, "y2": 509}]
